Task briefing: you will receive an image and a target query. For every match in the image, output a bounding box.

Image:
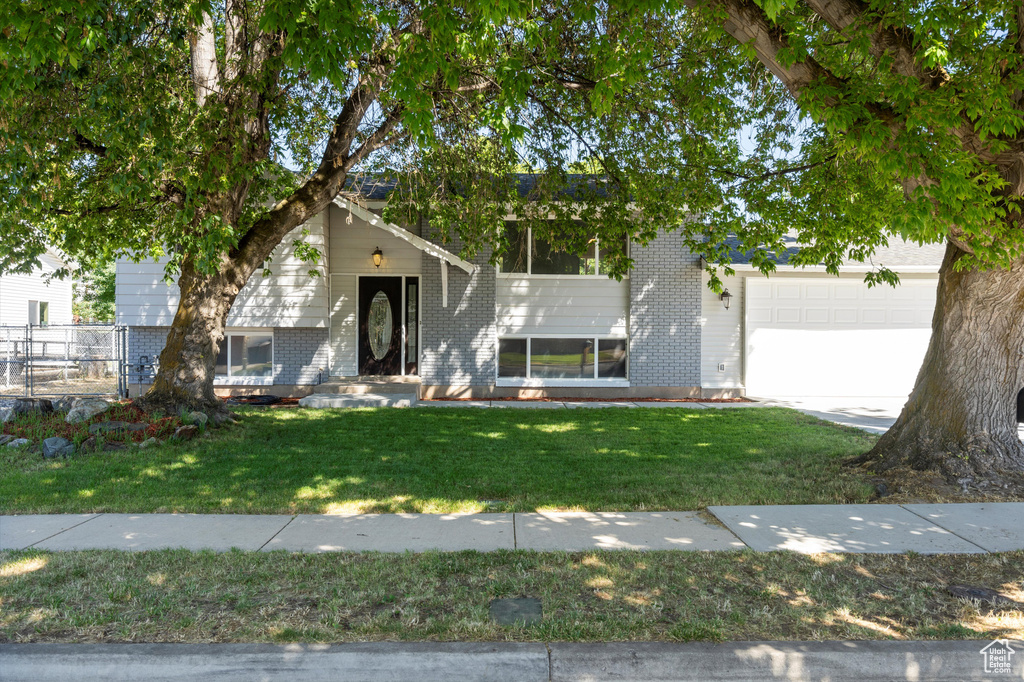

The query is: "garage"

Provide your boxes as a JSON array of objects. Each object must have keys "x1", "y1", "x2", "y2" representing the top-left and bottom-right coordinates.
[{"x1": 744, "y1": 277, "x2": 938, "y2": 397}]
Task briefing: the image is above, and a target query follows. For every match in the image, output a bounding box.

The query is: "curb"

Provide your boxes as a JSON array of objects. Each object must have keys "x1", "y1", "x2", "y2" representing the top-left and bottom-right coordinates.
[{"x1": 2, "y1": 640, "x2": 1021, "y2": 681}]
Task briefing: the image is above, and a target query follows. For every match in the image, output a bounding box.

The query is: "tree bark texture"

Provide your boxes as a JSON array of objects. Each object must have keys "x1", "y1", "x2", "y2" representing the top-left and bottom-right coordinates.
[
  {"x1": 865, "y1": 242, "x2": 1024, "y2": 481},
  {"x1": 139, "y1": 257, "x2": 253, "y2": 413}
]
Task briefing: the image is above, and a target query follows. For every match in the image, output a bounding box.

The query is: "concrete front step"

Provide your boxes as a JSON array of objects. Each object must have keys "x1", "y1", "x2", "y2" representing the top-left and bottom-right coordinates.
[
  {"x1": 312, "y1": 378, "x2": 422, "y2": 396},
  {"x1": 298, "y1": 393, "x2": 418, "y2": 408}
]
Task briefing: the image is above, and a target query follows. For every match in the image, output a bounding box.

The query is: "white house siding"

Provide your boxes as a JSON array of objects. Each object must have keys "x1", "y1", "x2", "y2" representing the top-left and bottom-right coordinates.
[
  {"x1": 0, "y1": 252, "x2": 73, "y2": 326},
  {"x1": 744, "y1": 275, "x2": 938, "y2": 397},
  {"x1": 326, "y1": 205, "x2": 424, "y2": 376},
  {"x1": 495, "y1": 276, "x2": 628, "y2": 336},
  {"x1": 328, "y1": 274, "x2": 358, "y2": 376},
  {"x1": 115, "y1": 214, "x2": 329, "y2": 328},
  {"x1": 700, "y1": 272, "x2": 744, "y2": 391},
  {"x1": 327, "y1": 204, "x2": 423, "y2": 275}
]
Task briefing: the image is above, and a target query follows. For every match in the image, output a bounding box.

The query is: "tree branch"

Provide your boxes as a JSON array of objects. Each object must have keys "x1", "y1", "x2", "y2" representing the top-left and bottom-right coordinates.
[
  {"x1": 189, "y1": 11, "x2": 220, "y2": 107},
  {"x1": 73, "y1": 131, "x2": 106, "y2": 157}
]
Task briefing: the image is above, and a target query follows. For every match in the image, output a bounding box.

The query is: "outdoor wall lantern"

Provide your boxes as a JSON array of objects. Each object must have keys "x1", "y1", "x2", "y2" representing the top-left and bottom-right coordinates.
[
  {"x1": 720, "y1": 288, "x2": 733, "y2": 310},
  {"x1": 372, "y1": 246, "x2": 383, "y2": 269}
]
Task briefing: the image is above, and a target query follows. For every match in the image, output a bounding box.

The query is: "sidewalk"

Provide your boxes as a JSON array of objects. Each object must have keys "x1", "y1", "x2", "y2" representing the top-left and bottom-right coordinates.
[{"x1": 3, "y1": 503, "x2": 1022, "y2": 554}]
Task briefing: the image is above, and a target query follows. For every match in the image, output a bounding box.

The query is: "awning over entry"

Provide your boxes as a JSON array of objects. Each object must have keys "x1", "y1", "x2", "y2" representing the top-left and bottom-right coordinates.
[{"x1": 332, "y1": 197, "x2": 475, "y2": 308}]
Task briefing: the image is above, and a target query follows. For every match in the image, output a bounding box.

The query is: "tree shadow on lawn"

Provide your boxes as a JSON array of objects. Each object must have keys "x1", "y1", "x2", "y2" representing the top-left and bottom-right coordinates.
[{"x1": 0, "y1": 407, "x2": 877, "y2": 514}]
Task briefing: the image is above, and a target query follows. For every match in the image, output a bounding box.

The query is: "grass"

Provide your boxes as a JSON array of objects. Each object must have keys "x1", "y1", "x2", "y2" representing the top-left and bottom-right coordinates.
[
  {"x1": 1, "y1": 548, "x2": 1021, "y2": 643},
  {"x1": 1, "y1": 406, "x2": 875, "y2": 513},
  {"x1": 0, "y1": 407, "x2": 877, "y2": 514}
]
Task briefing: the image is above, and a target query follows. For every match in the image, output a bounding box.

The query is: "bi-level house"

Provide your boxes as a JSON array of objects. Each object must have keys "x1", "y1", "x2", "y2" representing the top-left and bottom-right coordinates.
[{"x1": 116, "y1": 176, "x2": 944, "y2": 400}]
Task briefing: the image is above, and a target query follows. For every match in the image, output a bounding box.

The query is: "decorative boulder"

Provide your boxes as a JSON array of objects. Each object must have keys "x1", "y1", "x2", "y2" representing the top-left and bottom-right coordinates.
[
  {"x1": 13, "y1": 398, "x2": 54, "y2": 418},
  {"x1": 188, "y1": 411, "x2": 209, "y2": 427},
  {"x1": 53, "y1": 396, "x2": 76, "y2": 413},
  {"x1": 66, "y1": 398, "x2": 110, "y2": 424},
  {"x1": 138, "y1": 437, "x2": 160, "y2": 449},
  {"x1": 6, "y1": 438, "x2": 30, "y2": 448},
  {"x1": 172, "y1": 425, "x2": 199, "y2": 441},
  {"x1": 0, "y1": 407, "x2": 12, "y2": 423},
  {"x1": 0, "y1": 434, "x2": 14, "y2": 446},
  {"x1": 41, "y1": 437, "x2": 75, "y2": 459}
]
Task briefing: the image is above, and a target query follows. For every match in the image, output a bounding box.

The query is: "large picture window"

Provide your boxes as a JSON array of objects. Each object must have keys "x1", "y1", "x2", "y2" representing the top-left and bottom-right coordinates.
[
  {"x1": 497, "y1": 337, "x2": 628, "y2": 381},
  {"x1": 499, "y1": 224, "x2": 625, "y2": 276},
  {"x1": 215, "y1": 332, "x2": 273, "y2": 382}
]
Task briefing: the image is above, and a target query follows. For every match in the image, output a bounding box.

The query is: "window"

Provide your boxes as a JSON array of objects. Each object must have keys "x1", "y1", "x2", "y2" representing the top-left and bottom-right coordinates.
[
  {"x1": 28, "y1": 301, "x2": 49, "y2": 326},
  {"x1": 215, "y1": 332, "x2": 273, "y2": 382},
  {"x1": 499, "y1": 224, "x2": 625, "y2": 276},
  {"x1": 497, "y1": 337, "x2": 628, "y2": 381}
]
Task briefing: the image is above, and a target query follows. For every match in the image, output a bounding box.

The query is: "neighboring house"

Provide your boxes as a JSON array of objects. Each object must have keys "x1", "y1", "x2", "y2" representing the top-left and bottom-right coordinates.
[
  {"x1": 0, "y1": 249, "x2": 74, "y2": 327},
  {"x1": 116, "y1": 176, "x2": 944, "y2": 399}
]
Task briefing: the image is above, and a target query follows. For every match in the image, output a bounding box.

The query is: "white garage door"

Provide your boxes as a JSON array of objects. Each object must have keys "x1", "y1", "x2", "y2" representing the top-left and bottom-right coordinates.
[{"x1": 745, "y1": 277, "x2": 937, "y2": 397}]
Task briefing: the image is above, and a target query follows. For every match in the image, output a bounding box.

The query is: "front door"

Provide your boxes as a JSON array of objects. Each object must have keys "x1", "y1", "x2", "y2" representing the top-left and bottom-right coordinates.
[{"x1": 358, "y1": 277, "x2": 403, "y2": 375}]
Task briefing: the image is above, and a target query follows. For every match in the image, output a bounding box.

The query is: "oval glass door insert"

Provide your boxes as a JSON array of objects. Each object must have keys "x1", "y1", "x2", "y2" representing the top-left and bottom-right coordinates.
[{"x1": 368, "y1": 291, "x2": 393, "y2": 360}]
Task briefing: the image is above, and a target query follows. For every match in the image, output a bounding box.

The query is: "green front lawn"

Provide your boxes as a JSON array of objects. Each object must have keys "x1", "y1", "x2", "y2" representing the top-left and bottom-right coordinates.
[
  {"x1": 2, "y1": 548, "x2": 1020, "y2": 643},
  {"x1": 0, "y1": 407, "x2": 877, "y2": 514}
]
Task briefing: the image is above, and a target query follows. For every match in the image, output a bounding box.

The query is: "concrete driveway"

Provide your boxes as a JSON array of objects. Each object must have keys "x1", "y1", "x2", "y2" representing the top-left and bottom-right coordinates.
[
  {"x1": 754, "y1": 396, "x2": 1024, "y2": 440},
  {"x1": 751, "y1": 396, "x2": 905, "y2": 433}
]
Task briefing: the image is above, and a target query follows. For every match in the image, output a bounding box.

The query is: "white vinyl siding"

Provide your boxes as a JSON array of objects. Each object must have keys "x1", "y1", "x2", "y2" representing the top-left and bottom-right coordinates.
[
  {"x1": 0, "y1": 252, "x2": 73, "y2": 326},
  {"x1": 328, "y1": 274, "x2": 358, "y2": 376},
  {"x1": 328, "y1": 204, "x2": 423, "y2": 275},
  {"x1": 496, "y1": 276, "x2": 629, "y2": 337},
  {"x1": 115, "y1": 215, "x2": 329, "y2": 328},
  {"x1": 700, "y1": 272, "x2": 744, "y2": 389},
  {"x1": 744, "y1": 276, "x2": 937, "y2": 397}
]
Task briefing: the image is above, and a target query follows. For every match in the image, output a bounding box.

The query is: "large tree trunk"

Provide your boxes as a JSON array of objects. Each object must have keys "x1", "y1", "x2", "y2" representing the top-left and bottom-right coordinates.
[
  {"x1": 863, "y1": 241, "x2": 1024, "y2": 483},
  {"x1": 137, "y1": 258, "x2": 253, "y2": 414}
]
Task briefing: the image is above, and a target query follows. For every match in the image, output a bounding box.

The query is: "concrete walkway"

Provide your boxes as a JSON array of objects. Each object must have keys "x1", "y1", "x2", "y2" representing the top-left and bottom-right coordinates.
[
  {"x1": 3, "y1": 504, "x2": 1022, "y2": 554},
  {"x1": 4, "y1": 640, "x2": 1021, "y2": 681}
]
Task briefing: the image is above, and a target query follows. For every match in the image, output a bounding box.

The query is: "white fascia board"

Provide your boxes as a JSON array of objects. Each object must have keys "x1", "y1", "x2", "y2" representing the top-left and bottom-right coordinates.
[
  {"x1": 727, "y1": 263, "x2": 940, "y2": 275},
  {"x1": 333, "y1": 196, "x2": 476, "y2": 274}
]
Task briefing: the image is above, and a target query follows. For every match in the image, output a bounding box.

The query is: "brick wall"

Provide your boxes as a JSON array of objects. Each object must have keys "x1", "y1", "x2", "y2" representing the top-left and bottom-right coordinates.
[
  {"x1": 273, "y1": 327, "x2": 330, "y2": 384},
  {"x1": 419, "y1": 239, "x2": 497, "y2": 387},
  {"x1": 628, "y1": 230, "x2": 702, "y2": 388},
  {"x1": 126, "y1": 325, "x2": 329, "y2": 386}
]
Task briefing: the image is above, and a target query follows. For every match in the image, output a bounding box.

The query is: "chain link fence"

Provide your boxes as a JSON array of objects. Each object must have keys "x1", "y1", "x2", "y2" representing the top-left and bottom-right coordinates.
[{"x1": 0, "y1": 325, "x2": 127, "y2": 398}]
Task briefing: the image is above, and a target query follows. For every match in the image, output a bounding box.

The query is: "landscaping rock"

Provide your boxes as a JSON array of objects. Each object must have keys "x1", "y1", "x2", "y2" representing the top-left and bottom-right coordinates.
[
  {"x1": 88, "y1": 421, "x2": 147, "y2": 435},
  {"x1": 6, "y1": 438, "x2": 30, "y2": 448},
  {"x1": 0, "y1": 406, "x2": 13, "y2": 423},
  {"x1": 66, "y1": 398, "x2": 110, "y2": 424},
  {"x1": 0, "y1": 434, "x2": 14, "y2": 446},
  {"x1": 172, "y1": 425, "x2": 199, "y2": 441},
  {"x1": 41, "y1": 437, "x2": 75, "y2": 459},
  {"x1": 188, "y1": 411, "x2": 209, "y2": 427},
  {"x1": 13, "y1": 398, "x2": 54, "y2": 417},
  {"x1": 138, "y1": 437, "x2": 160, "y2": 449},
  {"x1": 211, "y1": 411, "x2": 239, "y2": 426},
  {"x1": 103, "y1": 442, "x2": 127, "y2": 452},
  {"x1": 53, "y1": 396, "x2": 76, "y2": 413},
  {"x1": 81, "y1": 436, "x2": 98, "y2": 451}
]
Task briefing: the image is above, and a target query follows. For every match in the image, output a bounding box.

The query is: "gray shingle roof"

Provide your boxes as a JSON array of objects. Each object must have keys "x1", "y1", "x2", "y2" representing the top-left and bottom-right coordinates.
[{"x1": 724, "y1": 235, "x2": 945, "y2": 269}]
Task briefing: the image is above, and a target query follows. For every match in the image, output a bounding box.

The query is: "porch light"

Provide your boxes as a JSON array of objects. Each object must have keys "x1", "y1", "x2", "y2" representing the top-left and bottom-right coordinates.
[
  {"x1": 720, "y1": 288, "x2": 733, "y2": 310},
  {"x1": 372, "y1": 246, "x2": 383, "y2": 269}
]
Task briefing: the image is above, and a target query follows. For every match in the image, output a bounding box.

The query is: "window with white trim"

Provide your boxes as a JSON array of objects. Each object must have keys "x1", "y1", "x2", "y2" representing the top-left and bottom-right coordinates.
[
  {"x1": 499, "y1": 224, "x2": 626, "y2": 276},
  {"x1": 215, "y1": 332, "x2": 274, "y2": 381},
  {"x1": 498, "y1": 337, "x2": 627, "y2": 380},
  {"x1": 28, "y1": 300, "x2": 49, "y2": 326}
]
